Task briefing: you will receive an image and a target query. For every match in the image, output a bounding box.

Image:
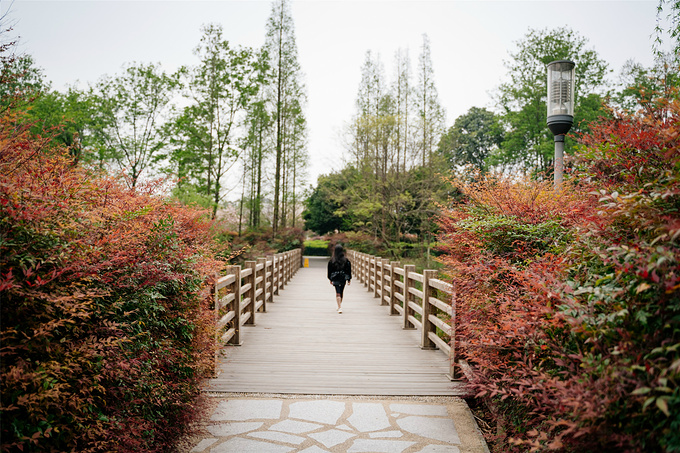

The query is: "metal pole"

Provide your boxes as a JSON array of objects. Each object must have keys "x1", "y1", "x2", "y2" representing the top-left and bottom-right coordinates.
[{"x1": 554, "y1": 134, "x2": 565, "y2": 188}]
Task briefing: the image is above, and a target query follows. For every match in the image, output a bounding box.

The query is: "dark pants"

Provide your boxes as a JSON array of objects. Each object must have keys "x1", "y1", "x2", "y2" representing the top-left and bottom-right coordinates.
[{"x1": 332, "y1": 281, "x2": 346, "y2": 297}]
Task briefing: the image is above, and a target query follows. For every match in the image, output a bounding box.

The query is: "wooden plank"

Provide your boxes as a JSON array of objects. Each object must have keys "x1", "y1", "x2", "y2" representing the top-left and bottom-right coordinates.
[
  {"x1": 429, "y1": 313, "x2": 452, "y2": 336},
  {"x1": 217, "y1": 293, "x2": 234, "y2": 311},
  {"x1": 241, "y1": 268, "x2": 253, "y2": 278},
  {"x1": 430, "y1": 278, "x2": 452, "y2": 293},
  {"x1": 430, "y1": 296, "x2": 453, "y2": 316},
  {"x1": 216, "y1": 274, "x2": 236, "y2": 290},
  {"x1": 428, "y1": 331, "x2": 451, "y2": 354},
  {"x1": 207, "y1": 258, "x2": 463, "y2": 396}
]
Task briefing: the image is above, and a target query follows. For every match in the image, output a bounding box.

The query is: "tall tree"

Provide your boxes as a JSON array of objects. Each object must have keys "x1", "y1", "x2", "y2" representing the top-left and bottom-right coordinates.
[
  {"x1": 175, "y1": 24, "x2": 265, "y2": 218},
  {"x1": 91, "y1": 62, "x2": 180, "y2": 187},
  {"x1": 414, "y1": 34, "x2": 445, "y2": 264},
  {"x1": 243, "y1": 96, "x2": 271, "y2": 229},
  {"x1": 415, "y1": 34, "x2": 445, "y2": 168},
  {"x1": 492, "y1": 27, "x2": 608, "y2": 174},
  {"x1": 393, "y1": 48, "x2": 412, "y2": 173},
  {"x1": 264, "y1": 0, "x2": 307, "y2": 232}
]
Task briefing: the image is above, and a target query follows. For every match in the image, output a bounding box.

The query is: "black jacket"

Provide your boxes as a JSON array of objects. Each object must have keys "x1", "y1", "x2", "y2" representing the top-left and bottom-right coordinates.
[{"x1": 328, "y1": 259, "x2": 351, "y2": 284}]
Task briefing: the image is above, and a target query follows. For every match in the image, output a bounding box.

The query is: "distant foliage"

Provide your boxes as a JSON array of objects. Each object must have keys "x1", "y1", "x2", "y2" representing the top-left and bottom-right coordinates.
[
  {"x1": 303, "y1": 239, "x2": 330, "y2": 256},
  {"x1": 438, "y1": 89, "x2": 680, "y2": 451},
  {"x1": 0, "y1": 111, "x2": 223, "y2": 452}
]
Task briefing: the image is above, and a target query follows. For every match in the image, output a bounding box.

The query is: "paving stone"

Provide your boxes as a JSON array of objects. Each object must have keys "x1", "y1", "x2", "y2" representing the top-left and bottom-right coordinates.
[
  {"x1": 298, "y1": 446, "x2": 330, "y2": 453},
  {"x1": 211, "y1": 399, "x2": 282, "y2": 421},
  {"x1": 206, "y1": 422, "x2": 263, "y2": 437},
  {"x1": 189, "y1": 438, "x2": 217, "y2": 452},
  {"x1": 369, "y1": 430, "x2": 403, "y2": 438},
  {"x1": 269, "y1": 419, "x2": 323, "y2": 434},
  {"x1": 249, "y1": 431, "x2": 306, "y2": 445},
  {"x1": 210, "y1": 437, "x2": 294, "y2": 452},
  {"x1": 308, "y1": 428, "x2": 356, "y2": 448},
  {"x1": 389, "y1": 403, "x2": 449, "y2": 416},
  {"x1": 347, "y1": 438, "x2": 416, "y2": 453},
  {"x1": 289, "y1": 400, "x2": 346, "y2": 425},
  {"x1": 336, "y1": 424, "x2": 352, "y2": 431},
  {"x1": 347, "y1": 402, "x2": 391, "y2": 432},
  {"x1": 415, "y1": 445, "x2": 461, "y2": 453},
  {"x1": 397, "y1": 416, "x2": 461, "y2": 444}
]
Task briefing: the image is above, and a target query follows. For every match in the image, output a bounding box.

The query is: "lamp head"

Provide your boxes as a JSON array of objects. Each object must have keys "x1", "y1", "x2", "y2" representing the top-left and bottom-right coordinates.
[{"x1": 547, "y1": 60, "x2": 575, "y2": 136}]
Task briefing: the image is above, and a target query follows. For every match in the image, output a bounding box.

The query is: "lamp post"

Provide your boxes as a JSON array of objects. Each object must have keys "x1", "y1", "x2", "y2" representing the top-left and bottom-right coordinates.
[{"x1": 546, "y1": 60, "x2": 575, "y2": 188}]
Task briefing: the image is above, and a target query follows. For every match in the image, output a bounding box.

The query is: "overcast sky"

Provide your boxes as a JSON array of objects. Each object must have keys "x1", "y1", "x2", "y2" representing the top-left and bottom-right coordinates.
[{"x1": 3, "y1": 0, "x2": 670, "y2": 186}]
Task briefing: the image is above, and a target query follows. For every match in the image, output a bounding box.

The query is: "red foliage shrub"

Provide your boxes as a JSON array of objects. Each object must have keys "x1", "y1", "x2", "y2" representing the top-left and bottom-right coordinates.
[
  {"x1": 1, "y1": 111, "x2": 222, "y2": 452},
  {"x1": 437, "y1": 92, "x2": 680, "y2": 451}
]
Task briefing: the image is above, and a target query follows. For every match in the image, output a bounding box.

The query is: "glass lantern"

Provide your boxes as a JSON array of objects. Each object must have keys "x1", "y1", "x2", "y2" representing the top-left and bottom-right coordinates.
[{"x1": 546, "y1": 60, "x2": 575, "y2": 136}]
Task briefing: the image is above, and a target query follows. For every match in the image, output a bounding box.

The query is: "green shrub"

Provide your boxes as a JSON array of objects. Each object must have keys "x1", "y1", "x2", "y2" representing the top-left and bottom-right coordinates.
[{"x1": 303, "y1": 239, "x2": 330, "y2": 256}]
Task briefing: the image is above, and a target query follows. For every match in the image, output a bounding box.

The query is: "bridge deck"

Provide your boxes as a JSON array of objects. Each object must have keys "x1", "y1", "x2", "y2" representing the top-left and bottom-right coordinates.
[{"x1": 205, "y1": 257, "x2": 465, "y2": 396}]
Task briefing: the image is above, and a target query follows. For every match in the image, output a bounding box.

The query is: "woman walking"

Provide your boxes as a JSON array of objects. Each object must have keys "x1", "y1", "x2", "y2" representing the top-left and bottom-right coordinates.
[{"x1": 328, "y1": 244, "x2": 351, "y2": 313}]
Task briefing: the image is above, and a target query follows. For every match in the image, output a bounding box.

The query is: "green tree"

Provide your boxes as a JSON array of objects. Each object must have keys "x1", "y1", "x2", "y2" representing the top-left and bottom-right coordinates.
[
  {"x1": 438, "y1": 107, "x2": 504, "y2": 173},
  {"x1": 242, "y1": 96, "x2": 271, "y2": 230},
  {"x1": 265, "y1": 0, "x2": 308, "y2": 232},
  {"x1": 90, "y1": 62, "x2": 180, "y2": 187},
  {"x1": 655, "y1": 0, "x2": 680, "y2": 62},
  {"x1": 174, "y1": 24, "x2": 266, "y2": 218},
  {"x1": 0, "y1": 53, "x2": 44, "y2": 112},
  {"x1": 616, "y1": 52, "x2": 680, "y2": 114},
  {"x1": 491, "y1": 27, "x2": 609, "y2": 174},
  {"x1": 29, "y1": 87, "x2": 95, "y2": 163},
  {"x1": 302, "y1": 172, "x2": 352, "y2": 235},
  {"x1": 415, "y1": 34, "x2": 445, "y2": 168},
  {"x1": 392, "y1": 48, "x2": 412, "y2": 173}
]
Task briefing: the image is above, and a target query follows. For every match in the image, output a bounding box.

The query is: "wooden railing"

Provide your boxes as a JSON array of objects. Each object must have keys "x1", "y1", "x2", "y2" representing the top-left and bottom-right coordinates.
[
  {"x1": 348, "y1": 250, "x2": 459, "y2": 379},
  {"x1": 214, "y1": 249, "x2": 302, "y2": 348}
]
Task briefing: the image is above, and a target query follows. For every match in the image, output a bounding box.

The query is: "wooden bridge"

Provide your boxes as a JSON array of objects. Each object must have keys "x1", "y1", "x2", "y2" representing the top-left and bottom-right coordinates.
[{"x1": 206, "y1": 250, "x2": 466, "y2": 396}]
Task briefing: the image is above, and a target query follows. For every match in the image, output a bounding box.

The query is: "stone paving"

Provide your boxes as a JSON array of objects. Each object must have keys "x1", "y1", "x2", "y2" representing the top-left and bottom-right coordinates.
[{"x1": 186, "y1": 396, "x2": 488, "y2": 453}]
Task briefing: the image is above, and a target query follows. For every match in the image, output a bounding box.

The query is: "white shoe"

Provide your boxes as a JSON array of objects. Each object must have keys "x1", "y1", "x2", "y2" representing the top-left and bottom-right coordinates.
[{"x1": 338, "y1": 308, "x2": 342, "y2": 314}]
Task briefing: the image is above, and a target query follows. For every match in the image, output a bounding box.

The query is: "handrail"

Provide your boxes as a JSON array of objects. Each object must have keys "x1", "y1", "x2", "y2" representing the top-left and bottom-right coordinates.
[
  {"x1": 347, "y1": 250, "x2": 458, "y2": 380},
  {"x1": 213, "y1": 249, "x2": 302, "y2": 369}
]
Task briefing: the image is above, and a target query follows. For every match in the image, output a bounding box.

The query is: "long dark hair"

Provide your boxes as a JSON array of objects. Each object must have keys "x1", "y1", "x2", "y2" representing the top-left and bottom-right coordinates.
[{"x1": 331, "y1": 244, "x2": 347, "y2": 265}]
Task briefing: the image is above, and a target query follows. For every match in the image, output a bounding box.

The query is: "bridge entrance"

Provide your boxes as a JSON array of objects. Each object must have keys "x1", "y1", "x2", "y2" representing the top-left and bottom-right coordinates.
[{"x1": 206, "y1": 256, "x2": 464, "y2": 396}]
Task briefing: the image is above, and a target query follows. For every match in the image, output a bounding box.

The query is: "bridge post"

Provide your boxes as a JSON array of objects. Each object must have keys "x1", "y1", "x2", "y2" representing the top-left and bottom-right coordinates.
[
  {"x1": 389, "y1": 261, "x2": 400, "y2": 315},
  {"x1": 421, "y1": 270, "x2": 438, "y2": 349},
  {"x1": 266, "y1": 255, "x2": 274, "y2": 303},
  {"x1": 364, "y1": 255, "x2": 370, "y2": 290},
  {"x1": 284, "y1": 251, "x2": 290, "y2": 286},
  {"x1": 274, "y1": 253, "x2": 281, "y2": 295},
  {"x1": 244, "y1": 261, "x2": 256, "y2": 326},
  {"x1": 362, "y1": 253, "x2": 369, "y2": 288},
  {"x1": 380, "y1": 259, "x2": 390, "y2": 305},
  {"x1": 257, "y1": 257, "x2": 266, "y2": 313},
  {"x1": 403, "y1": 264, "x2": 416, "y2": 330},
  {"x1": 370, "y1": 256, "x2": 377, "y2": 293},
  {"x1": 226, "y1": 265, "x2": 242, "y2": 345},
  {"x1": 287, "y1": 251, "x2": 292, "y2": 283},
  {"x1": 374, "y1": 258, "x2": 381, "y2": 299}
]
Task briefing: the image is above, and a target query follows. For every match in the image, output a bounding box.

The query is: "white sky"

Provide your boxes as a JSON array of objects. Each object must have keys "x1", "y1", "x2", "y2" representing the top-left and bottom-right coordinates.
[{"x1": 4, "y1": 0, "x2": 669, "y2": 186}]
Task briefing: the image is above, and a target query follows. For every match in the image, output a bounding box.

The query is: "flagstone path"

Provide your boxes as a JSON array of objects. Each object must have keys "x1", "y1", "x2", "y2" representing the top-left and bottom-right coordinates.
[{"x1": 183, "y1": 395, "x2": 488, "y2": 453}]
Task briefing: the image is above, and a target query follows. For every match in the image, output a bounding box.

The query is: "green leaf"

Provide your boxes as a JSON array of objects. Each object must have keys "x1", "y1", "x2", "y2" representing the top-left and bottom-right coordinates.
[
  {"x1": 631, "y1": 387, "x2": 651, "y2": 395},
  {"x1": 656, "y1": 397, "x2": 670, "y2": 416},
  {"x1": 643, "y1": 397, "x2": 656, "y2": 410}
]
